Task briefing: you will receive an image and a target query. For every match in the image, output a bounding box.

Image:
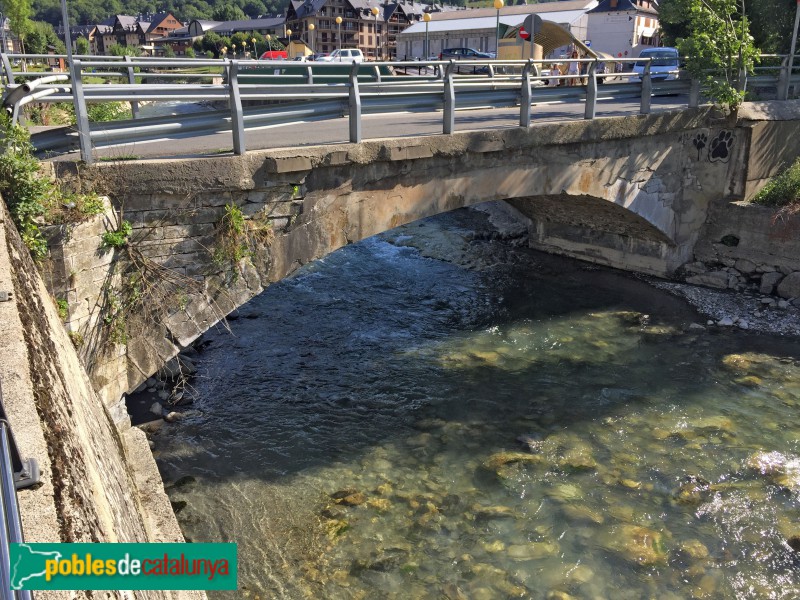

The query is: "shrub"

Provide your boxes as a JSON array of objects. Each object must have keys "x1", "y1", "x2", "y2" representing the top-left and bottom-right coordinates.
[{"x1": 751, "y1": 158, "x2": 800, "y2": 208}]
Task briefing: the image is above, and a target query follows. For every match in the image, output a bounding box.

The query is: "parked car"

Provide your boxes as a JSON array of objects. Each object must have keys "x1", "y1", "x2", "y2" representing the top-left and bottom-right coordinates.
[
  {"x1": 631, "y1": 47, "x2": 680, "y2": 82},
  {"x1": 310, "y1": 53, "x2": 329, "y2": 61},
  {"x1": 438, "y1": 48, "x2": 492, "y2": 73},
  {"x1": 317, "y1": 49, "x2": 364, "y2": 63},
  {"x1": 438, "y1": 48, "x2": 492, "y2": 61}
]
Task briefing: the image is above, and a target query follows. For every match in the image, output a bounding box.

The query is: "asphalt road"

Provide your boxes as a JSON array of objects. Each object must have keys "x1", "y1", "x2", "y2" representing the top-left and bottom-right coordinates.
[{"x1": 49, "y1": 94, "x2": 689, "y2": 162}]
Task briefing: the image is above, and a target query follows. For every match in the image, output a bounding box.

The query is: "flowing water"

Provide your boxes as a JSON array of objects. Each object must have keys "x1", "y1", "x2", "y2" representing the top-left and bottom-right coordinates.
[{"x1": 150, "y1": 205, "x2": 800, "y2": 600}]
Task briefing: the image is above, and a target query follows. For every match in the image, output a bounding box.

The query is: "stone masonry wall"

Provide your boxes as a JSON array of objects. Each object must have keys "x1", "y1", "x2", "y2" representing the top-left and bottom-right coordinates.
[{"x1": 0, "y1": 198, "x2": 203, "y2": 600}]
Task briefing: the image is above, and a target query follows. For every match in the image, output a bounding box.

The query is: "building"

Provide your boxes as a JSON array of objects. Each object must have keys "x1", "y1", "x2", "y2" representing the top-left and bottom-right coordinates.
[
  {"x1": 397, "y1": 0, "x2": 598, "y2": 60},
  {"x1": 285, "y1": 0, "x2": 450, "y2": 60},
  {"x1": 159, "y1": 17, "x2": 286, "y2": 56},
  {"x1": 84, "y1": 13, "x2": 184, "y2": 55},
  {"x1": 585, "y1": 0, "x2": 660, "y2": 59}
]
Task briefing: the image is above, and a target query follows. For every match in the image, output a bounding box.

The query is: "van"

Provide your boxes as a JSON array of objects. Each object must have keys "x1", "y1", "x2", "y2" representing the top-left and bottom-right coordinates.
[
  {"x1": 631, "y1": 47, "x2": 680, "y2": 81},
  {"x1": 317, "y1": 49, "x2": 364, "y2": 63}
]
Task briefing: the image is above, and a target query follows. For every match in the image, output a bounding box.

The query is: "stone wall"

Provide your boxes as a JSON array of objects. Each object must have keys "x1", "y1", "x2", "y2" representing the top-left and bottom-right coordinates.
[
  {"x1": 0, "y1": 198, "x2": 203, "y2": 600},
  {"x1": 684, "y1": 199, "x2": 800, "y2": 306}
]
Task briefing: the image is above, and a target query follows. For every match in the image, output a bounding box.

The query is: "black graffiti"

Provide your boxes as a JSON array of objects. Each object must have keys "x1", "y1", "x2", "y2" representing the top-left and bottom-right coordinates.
[
  {"x1": 709, "y1": 131, "x2": 734, "y2": 163},
  {"x1": 692, "y1": 132, "x2": 707, "y2": 161}
]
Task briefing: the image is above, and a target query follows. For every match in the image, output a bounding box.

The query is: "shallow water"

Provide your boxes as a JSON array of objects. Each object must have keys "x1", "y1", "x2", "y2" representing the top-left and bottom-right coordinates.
[{"x1": 151, "y1": 207, "x2": 800, "y2": 599}]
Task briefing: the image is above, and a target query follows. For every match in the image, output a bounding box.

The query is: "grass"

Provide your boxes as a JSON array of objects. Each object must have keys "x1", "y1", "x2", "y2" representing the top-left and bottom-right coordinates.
[
  {"x1": 99, "y1": 155, "x2": 141, "y2": 162},
  {"x1": 751, "y1": 158, "x2": 800, "y2": 209}
]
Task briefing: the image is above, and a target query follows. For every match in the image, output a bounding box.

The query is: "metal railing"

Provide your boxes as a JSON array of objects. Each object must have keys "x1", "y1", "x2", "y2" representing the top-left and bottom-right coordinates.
[
  {"x1": 0, "y1": 382, "x2": 39, "y2": 600},
  {"x1": 2, "y1": 52, "x2": 798, "y2": 164}
]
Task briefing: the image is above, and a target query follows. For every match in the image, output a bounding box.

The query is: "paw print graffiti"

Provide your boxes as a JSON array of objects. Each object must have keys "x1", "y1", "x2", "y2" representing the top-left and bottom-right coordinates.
[
  {"x1": 691, "y1": 132, "x2": 707, "y2": 161},
  {"x1": 709, "y1": 130, "x2": 735, "y2": 163}
]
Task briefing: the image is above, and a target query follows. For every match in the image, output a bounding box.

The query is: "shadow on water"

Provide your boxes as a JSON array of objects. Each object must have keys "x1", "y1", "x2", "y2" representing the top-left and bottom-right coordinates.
[{"x1": 150, "y1": 206, "x2": 800, "y2": 488}]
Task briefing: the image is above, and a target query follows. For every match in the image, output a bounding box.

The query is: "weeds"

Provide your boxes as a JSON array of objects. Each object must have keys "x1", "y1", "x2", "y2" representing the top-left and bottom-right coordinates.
[
  {"x1": 101, "y1": 220, "x2": 133, "y2": 249},
  {"x1": 751, "y1": 158, "x2": 800, "y2": 211},
  {"x1": 56, "y1": 298, "x2": 68, "y2": 321},
  {"x1": 213, "y1": 203, "x2": 275, "y2": 282}
]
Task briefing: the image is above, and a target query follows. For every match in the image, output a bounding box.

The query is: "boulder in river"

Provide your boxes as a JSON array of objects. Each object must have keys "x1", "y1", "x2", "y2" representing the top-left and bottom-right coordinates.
[{"x1": 599, "y1": 524, "x2": 668, "y2": 566}]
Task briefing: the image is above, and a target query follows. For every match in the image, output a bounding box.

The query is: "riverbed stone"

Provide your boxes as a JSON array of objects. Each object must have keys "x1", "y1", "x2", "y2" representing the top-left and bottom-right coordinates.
[
  {"x1": 760, "y1": 271, "x2": 784, "y2": 294},
  {"x1": 734, "y1": 258, "x2": 758, "y2": 275},
  {"x1": 483, "y1": 451, "x2": 543, "y2": 472},
  {"x1": 686, "y1": 271, "x2": 729, "y2": 289},
  {"x1": 777, "y1": 272, "x2": 800, "y2": 299},
  {"x1": 599, "y1": 524, "x2": 668, "y2": 566},
  {"x1": 507, "y1": 541, "x2": 559, "y2": 560},
  {"x1": 149, "y1": 401, "x2": 163, "y2": 416}
]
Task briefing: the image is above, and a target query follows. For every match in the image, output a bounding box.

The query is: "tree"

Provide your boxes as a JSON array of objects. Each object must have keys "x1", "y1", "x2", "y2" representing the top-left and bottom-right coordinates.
[
  {"x1": 25, "y1": 20, "x2": 64, "y2": 54},
  {"x1": 107, "y1": 43, "x2": 141, "y2": 57},
  {"x1": 211, "y1": 4, "x2": 246, "y2": 21},
  {"x1": 75, "y1": 36, "x2": 90, "y2": 55},
  {"x1": 748, "y1": 0, "x2": 796, "y2": 54},
  {"x1": 162, "y1": 44, "x2": 176, "y2": 57},
  {"x1": 660, "y1": 0, "x2": 759, "y2": 109},
  {"x1": 2, "y1": 0, "x2": 33, "y2": 53}
]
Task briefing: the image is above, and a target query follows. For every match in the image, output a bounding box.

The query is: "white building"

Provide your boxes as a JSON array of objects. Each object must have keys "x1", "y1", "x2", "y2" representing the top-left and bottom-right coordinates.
[
  {"x1": 586, "y1": 0, "x2": 660, "y2": 60},
  {"x1": 396, "y1": 0, "x2": 598, "y2": 60}
]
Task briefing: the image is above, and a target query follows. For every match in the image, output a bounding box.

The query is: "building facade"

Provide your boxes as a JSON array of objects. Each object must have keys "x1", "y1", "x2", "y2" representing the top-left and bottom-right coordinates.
[
  {"x1": 286, "y1": 0, "x2": 439, "y2": 60},
  {"x1": 585, "y1": 0, "x2": 660, "y2": 59}
]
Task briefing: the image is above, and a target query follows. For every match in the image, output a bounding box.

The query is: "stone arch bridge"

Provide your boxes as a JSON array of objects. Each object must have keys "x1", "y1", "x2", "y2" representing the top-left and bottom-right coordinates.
[{"x1": 46, "y1": 101, "x2": 800, "y2": 405}]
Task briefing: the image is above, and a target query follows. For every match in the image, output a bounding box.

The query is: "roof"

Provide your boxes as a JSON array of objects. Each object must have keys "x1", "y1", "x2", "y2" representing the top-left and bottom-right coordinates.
[
  {"x1": 401, "y1": 6, "x2": 592, "y2": 35},
  {"x1": 208, "y1": 17, "x2": 285, "y2": 33},
  {"x1": 588, "y1": 0, "x2": 658, "y2": 15},
  {"x1": 424, "y1": 0, "x2": 597, "y2": 21}
]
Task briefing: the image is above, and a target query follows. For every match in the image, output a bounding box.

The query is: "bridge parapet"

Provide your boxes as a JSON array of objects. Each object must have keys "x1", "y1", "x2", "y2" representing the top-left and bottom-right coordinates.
[{"x1": 45, "y1": 102, "x2": 800, "y2": 401}]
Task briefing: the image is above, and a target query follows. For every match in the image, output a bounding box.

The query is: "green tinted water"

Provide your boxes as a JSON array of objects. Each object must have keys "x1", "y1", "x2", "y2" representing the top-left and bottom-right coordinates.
[{"x1": 152, "y1": 208, "x2": 800, "y2": 599}]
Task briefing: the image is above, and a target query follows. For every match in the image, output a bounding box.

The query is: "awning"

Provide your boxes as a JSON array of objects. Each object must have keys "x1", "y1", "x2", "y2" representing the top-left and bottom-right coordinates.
[{"x1": 639, "y1": 27, "x2": 656, "y2": 38}]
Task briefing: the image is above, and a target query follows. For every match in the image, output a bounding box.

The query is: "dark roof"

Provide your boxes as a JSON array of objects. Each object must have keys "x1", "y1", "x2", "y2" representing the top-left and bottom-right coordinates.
[
  {"x1": 208, "y1": 17, "x2": 286, "y2": 33},
  {"x1": 588, "y1": 0, "x2": 658, "y2": 15}
]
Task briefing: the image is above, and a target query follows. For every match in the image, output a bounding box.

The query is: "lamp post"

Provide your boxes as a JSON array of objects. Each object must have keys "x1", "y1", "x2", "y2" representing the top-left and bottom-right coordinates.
[
  {"x1": 251, "y1": 37, "x2": 257, "y2": 59},
  {"x1": 232, "y1": 43, "x2": 236, "y2": 58},
  {"x1": 493, "y1": 0, "x2": 503, "y2": 57},
  {"x1": 371, "y1": 6, "x2": 379, "y2": 61},
  {"x1": 308, "y1": 23, "x2": 315, "y2": 53},
  {"x1": 286, "y1": 29, "x2": 292, "y2": 56},
  {"x1": 336, "y1": 16, "x2": 342, "y2": 53},
  {"x1": 423, "y1": 12, "x2": 430, "y2": 60},
  {"x1": 265, "y1": 34, "x2": 271, "y2": 50}
]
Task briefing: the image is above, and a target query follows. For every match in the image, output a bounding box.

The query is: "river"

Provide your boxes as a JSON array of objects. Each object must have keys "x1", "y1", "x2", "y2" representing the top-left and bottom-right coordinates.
[{"x1": 148, "y1": 204, "x2": 800, "y2": 599}]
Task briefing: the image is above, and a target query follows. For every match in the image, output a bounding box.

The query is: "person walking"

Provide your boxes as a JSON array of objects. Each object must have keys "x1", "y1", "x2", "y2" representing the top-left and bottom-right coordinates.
[{"x1": 567, "y1": 50, "x2": 580, "y2": 86}]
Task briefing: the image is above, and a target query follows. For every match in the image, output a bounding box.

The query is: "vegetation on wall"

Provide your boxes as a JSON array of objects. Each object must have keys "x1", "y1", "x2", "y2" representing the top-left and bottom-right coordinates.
[
  {"x1": 751, "y1": 158, "x2": 800, "y2": 211},
  {"x1": 213, "y1": 203, "x2": 274, "y2": 281}
]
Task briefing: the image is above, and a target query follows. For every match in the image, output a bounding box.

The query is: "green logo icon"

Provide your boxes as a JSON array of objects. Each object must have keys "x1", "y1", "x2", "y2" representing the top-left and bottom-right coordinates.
[{"x1": 10, "y1": 543, "x2": 237, "y2": 590}]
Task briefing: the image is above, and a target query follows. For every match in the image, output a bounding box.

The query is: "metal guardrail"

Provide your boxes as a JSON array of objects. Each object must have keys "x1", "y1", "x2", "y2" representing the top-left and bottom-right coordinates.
[
  {"x1": 0, "y1": 382, "x2": 39, "y2": 600},
  {"x1": 1, "y1": 52, "x2": 798, "y2": 164}
]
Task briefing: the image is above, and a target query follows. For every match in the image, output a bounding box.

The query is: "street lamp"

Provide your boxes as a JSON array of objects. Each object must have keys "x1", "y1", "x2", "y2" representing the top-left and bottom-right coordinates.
[
  {"x1": 494, "y1": 0, "x2": 504, "y2": 58},
  {"x1": 265, "y1": 34, "x2": 272, "y2": 50},
  {"x1": 285, "y1": 29, "x2": 292, "y2": 55},
  {"x1": 371, "y1": 6, "x2": 379, "y2": 60},
  {"x1": 423, "y1": 12, "x2": 430, "y2": 60},
  {"x1": 308, "y1": 23, "x2": 315, "y2": 53},
  {"x1": 232, "y1": 43, "x2": 236, "y2": 58},
  {"x1": 336, "y1": 16, "x2": 342, "y2": 53},
  {"x1": 251, "y1": 37, "x2": 257, "y2": 59}
]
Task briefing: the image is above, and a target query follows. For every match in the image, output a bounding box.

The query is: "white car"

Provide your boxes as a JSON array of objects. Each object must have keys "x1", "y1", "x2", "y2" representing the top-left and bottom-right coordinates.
[{"x1": 317, "y1": 49, "x2": 364, "y2": 63}]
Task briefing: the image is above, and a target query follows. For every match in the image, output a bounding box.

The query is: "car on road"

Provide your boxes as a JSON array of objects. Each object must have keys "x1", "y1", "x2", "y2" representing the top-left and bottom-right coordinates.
[
  {"x1": 631, "y1": 47, "x2": 680, "y2": 81},
  {"x1": 317, "y1": 49, "x2": 364, "y2": 63},
  {"x1": 438, "y1": 48, "x2": 493, "y2": 61}
]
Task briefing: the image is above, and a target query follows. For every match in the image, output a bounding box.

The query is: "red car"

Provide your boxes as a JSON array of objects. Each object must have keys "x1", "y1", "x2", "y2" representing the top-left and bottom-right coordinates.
[{"x1": 259, "y1": 50, "x2": 288, "y2": 60}]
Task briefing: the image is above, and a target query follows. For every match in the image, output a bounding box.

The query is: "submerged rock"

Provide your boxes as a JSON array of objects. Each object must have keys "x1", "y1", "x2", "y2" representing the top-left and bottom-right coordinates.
[
  {"x1": 599, "y1": 524, "x2": 668, "y2": 566},
  {"x1": 672, "y1": 475, "x2": 713, "y2": 506},
  {"x1": 483, "y1": 451, "x2": 544, "y2": 472},
  {"x1": 745, "y1": 451, "x2": 800, "y2": 491}
]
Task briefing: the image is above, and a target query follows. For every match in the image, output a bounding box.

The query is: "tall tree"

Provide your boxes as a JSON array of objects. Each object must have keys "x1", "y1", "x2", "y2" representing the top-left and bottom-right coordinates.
[
  {"x1": 660, "y1": 0, "x2": 759, "y2": 108},
  {"x1": 2, "y1": 0, "x2": 33, "y2": 52}
]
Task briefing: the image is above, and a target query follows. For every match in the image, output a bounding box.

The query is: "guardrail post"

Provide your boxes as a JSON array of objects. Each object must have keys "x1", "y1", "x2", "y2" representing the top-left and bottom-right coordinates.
[
  {"x1": 124, "y1": 55, "x2": 139, "y2": 119},
  {"x1": 0, "y1": 53, "x2": 14, "y2": 85},
  {"x1": 487, "y1": 64, "x2": 495, "y2": 78},
  {"x1": 0, "y1": 383, "x2": 39, "y2": 491},
  {"x1": 640, "y1": 61, "x2": 652, "y2": 115},
  {"x1": 228, "y1": 60, "x2": 246, "y2": 155},
  {"x1": 348, "y1": 61, "x2": 361, "y2": 143},
  {"x1": 689, "y1": 77, "x2": 700, "y2": 108},
  {"x1": 71, "y1": 60, "x2": 93, "y2": 164},
  {"x1": 372, "y1": 64, "x2": 382, "y2": 83},
  {"x1": 520, "y1": 60, "x2": 531, "y2": 128},
  {"x1": 778, "y1": 55, "x2": 790, "y2": 101},
  {"x1": 584, "y1": 60, "x2": 597, "y2": 120},
  {"x1": 443, "y1": 61, "x2": 455, "y2": 134},
  {"x1": 305, "y1": 65, "x2": 313, "y2": 85}
]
